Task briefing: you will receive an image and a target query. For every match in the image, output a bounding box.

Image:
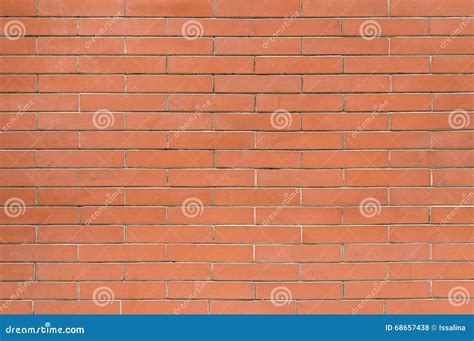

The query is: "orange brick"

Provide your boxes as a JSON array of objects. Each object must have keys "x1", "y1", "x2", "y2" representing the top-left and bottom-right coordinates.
[
  {"x1": 125, "y1": 263, "x2": 211, "y2": 280},
  {"x1": 345, "y1": 281, "x2": 430, "y2": 299},
  {"x1": 255, "y1": 245, "x2": 341, "y2": 262},
  {"x1": 344, "y1": 244, "x2": 430, "y2": 261},
  {"x1": 301, "y1": 263, "x2": 387, "y2": 280},
  {"x1": 213, "y1": 264, "x2": 299, "y2": 281},
  {"x1": 386, "y1": 300, "x2": 472, "y2": 314},
  {"x1": 303, "y1": 226, "x2": 388, "y2": 244},
  {"x1": 1, "y1": 0, "x2": 473, "y2": 315}
]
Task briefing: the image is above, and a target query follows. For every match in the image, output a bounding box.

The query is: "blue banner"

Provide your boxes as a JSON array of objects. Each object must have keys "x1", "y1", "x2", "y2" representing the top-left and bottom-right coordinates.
[{"x1": 0, "y1": 314, "x2": 472, "y2": 340}]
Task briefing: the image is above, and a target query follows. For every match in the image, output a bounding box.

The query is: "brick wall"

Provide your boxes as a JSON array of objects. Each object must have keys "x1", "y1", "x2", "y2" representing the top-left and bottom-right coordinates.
[{"x1": 0, "y1": 0, "x2": 472, "y2": 314}]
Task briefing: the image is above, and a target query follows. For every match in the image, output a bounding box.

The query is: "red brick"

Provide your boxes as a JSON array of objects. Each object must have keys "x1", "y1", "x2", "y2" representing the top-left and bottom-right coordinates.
[
  {"x1": 390, "y1": 0, "x2": 473, "y2": 16},
  {"x1": 38, "y1": 0, "x2": 123, "y2": 16},
  {"x1": 386, "y1": 300, "x2": 473, "y2": 314},
  {"x1": 125, "y1": 263, "x2": 211, "y2": 280},
  {"x1": 255, "y1": 245, "x2": 341, "y2": 262},
  {"x1": 345, "y1": 281, "x2": 430, "y2": 299},
  {"x1": 215, "y1": 0, "x2": 299, "y2": 17},
  {"x1": 301, "y1": 263, "x2": 387, "y2": 280},
  {"x1": 303, "y1": 0, "x2": 387, "y2": 17},
  {"x1": 126, "y1": 0, "x2": 212, "y2": 17},
  {"x1": 214, "y1": 264, "x2": 299, "y2": 280},
  {"x1": 344, "y1": 244, "x2": 430, "y2": 261}
]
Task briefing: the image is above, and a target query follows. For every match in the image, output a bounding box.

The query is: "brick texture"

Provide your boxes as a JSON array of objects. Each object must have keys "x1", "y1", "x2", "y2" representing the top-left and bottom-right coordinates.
[{"x1": 0, "y1": 0, "x2": 472, "y2": 315}]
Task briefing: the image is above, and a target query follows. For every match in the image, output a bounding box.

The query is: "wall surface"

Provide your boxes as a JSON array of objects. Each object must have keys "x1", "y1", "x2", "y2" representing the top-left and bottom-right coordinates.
[{"x1": 0, "y1": 0, "x2": 472, "y2": 314}]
